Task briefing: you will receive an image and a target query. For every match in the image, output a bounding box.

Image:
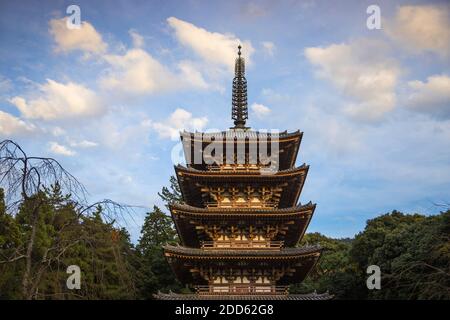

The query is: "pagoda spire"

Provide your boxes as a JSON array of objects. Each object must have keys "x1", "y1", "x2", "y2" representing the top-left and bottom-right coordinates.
[{"x1": 231, "y1": 45, "x2": 248, "y2": 129}]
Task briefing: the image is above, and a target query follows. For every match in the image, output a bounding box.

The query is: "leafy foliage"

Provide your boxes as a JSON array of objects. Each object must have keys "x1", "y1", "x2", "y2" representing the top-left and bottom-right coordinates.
[
  {"x1": 157, "y1": 176, "x2": 182, "y2": 209},
  {"x1": 0, "y1": 186, "x2": 138, "y2": 299},
  {"x1": 291, "y1": 210, "x2": 450, "y2": 300},
  {"x1": 136, "y1": 205, "x2": 182, "y2": 298}
]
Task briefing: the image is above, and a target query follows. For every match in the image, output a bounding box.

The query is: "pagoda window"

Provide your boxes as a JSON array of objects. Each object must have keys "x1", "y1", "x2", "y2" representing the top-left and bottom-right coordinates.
[
  {"x1": 213, "y1": 277, "x2": 228, "y2": 284},
  {"x1": 250, "y1": 197, "x2": 261, "y2": 204},
  {"x1": 255, "y1": 276, "x2": 271, "y2": 284},
  {"x1": 220, "y1": 197, "x2": 231, "y2": 206}
]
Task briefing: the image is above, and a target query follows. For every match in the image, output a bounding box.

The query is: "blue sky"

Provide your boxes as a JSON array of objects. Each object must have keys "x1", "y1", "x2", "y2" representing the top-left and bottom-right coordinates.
[{"x1": 0, "y1": 0, "x2": 449, "y2": 241}]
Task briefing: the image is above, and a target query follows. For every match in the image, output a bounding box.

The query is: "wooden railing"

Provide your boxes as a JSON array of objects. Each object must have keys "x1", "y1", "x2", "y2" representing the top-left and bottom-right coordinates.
[
  {"x1": 205, "y1": 201, "x2": 277, "y2": 208},
  {"x1": 201, "y1": 240, "x2": 283, "y2": 250},
  {"x1": 196, "y1": 285, "x2": 289, "y2": 295},
  {"x1": 206, "y1": 164, "x2": 264, "y2": 172}
]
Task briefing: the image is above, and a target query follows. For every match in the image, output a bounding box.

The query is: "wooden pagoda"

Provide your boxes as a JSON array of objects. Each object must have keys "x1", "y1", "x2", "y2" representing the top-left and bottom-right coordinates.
[{"x1": 155, "y1": 46, "x2": 331, "y2": 300}]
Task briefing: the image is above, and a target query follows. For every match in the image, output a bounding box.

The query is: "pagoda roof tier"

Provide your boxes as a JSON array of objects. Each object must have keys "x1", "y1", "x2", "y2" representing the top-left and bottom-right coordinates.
[
  {"x1": 180, "y1": 130, "x2": 302, "y2": 171},
  {"x1": 164, "y1": 244, "x2": 320, "y2": 258},
  {"x1": 154, "y1": 291, "x2": 333, "y2": 300},
  {"x1": 175, "y1": 164, "x2": 308, "y2": 209},
  {"x1": 163, "y1": 244, "x2": 321, "y2": 285},
  {"x1": 170, "y1": 202, "x2": 316, "y2": 247}
]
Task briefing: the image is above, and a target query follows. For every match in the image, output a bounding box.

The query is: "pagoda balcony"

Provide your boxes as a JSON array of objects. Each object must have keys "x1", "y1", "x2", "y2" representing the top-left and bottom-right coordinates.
[
  {"x1": 200, "y1": 240, "x2": 284, "y2": 250},
  {"x1": 205, "y1": 201, "x2": 277, "y2": 209},
  {"x1": 206, "y1": 164, "x2": 269, "y2": 172},
  {"x1": 195, "y1": 285, "x2": 289, "y2": 295}
]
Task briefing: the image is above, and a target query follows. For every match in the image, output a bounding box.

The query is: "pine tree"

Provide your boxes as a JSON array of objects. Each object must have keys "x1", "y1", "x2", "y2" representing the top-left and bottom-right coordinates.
[{"x1": 136, "y1": 205, "x2": 181, "y2": 298}]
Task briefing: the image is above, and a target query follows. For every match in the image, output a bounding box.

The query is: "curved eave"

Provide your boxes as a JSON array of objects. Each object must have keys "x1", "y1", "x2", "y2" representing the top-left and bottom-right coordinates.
[
  {"x1": 170, "y1": 203, "x2": 316, "y2": 247},
  {"x1": 163, "y1": 244, "x2": 321, "y2": 259},
  {"x1": 175, "y1": 163, "x2": 308, "y2": 178},
  {"x1": 180, "y1": 130, "x2": 302, "y2": 170},
  {"x1": 180, "y1": 129, "x2": 302, "y2": 142},
  {"x1": 154, "y1": 292, "x2": 333, "y2": 300},
  {"x1": 170, "y1": 202, "x2": 315, "y2": 215},
  {"x1": 163, "y1": 245, "x2": 322, "y2": 286},
  {"x1": 175, "y1": 165, "x2": 309, "y2": 209}
]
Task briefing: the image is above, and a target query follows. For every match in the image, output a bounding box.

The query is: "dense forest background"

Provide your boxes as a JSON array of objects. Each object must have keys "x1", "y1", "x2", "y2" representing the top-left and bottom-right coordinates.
[{"x1": 0, "y1": 141, "x2": 449, "y2": 299}]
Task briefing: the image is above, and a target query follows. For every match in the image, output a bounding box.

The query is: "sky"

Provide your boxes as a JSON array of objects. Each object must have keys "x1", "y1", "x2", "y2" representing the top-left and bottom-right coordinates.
[{"x1": 0, "y1": 0, "x2": 449, "y2": 241}]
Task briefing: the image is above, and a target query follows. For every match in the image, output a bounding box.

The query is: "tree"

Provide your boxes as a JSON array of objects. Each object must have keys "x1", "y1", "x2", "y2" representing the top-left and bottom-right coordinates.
[
  {"x1": 351, "y1": 210, "x2": 450, "y2": 299},
  {"x1": 290, "y1": 232, "x2": 366, "y2": 299},
  {"x1": 138, "y1": 206, "x2": 178, "y2": 248},
  {"x1": 0, "y1": 140, "x2": 138, "y2": 299},
  {"x1": 136, "y1": 206, "x2": 181, "y2": 298},
  {"x1": 0, "y1": 188, "x2": 23, "y2": 298},
  {"x1": 157, "y1": 175, "x2": 182, "y2": 209}
]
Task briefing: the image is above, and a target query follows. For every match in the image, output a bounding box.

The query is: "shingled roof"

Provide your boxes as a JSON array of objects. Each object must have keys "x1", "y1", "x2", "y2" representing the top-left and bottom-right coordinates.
[{"x1": 154, "y1": 291, "x2": 333, "y2": 300}]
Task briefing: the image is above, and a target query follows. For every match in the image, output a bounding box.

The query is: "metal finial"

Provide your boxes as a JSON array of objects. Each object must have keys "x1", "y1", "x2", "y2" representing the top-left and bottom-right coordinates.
[{"x1": 231, "y1": 45, "x2": 248, "y2": 129}]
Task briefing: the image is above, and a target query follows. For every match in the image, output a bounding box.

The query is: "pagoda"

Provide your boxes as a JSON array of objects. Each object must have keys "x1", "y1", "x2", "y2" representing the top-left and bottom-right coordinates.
[{"x1": 155, "y1": 46, "x2": 331, "y2": 300}]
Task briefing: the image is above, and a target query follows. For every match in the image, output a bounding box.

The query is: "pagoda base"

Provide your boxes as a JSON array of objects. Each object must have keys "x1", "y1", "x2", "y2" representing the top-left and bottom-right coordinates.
[{"x1": 153, "y1": 291, "x2": 333, "y2": 300}]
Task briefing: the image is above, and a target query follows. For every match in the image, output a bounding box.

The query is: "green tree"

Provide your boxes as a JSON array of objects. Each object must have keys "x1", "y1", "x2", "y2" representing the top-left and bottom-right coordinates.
[
  {"x1": 291, "y1": 232, "x2": 366, "y2": 299},
  {"x1": 352, "y1": 210, "x2": 450, "y2": 299},
  {"x1": 157, "y1": 175, "x2": 182, "y2": 209},
  {"x1": 0, "y1": 188, "x2": 24, "y2": 299},
  {"x1": 136, "y1": 205, "x2": 181, "y2": 298}
]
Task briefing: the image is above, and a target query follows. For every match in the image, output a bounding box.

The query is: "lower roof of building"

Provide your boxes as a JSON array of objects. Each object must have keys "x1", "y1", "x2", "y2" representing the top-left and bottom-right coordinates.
[
  {"x1": 163, "y1": 244, "x2": 321, "y2": 259},
  {"x1": 153, "y1": 291, "x2": 333, "y2": 300},
  {"x1": 170, "y1": 202, "x2": 316, "y2": 215}
]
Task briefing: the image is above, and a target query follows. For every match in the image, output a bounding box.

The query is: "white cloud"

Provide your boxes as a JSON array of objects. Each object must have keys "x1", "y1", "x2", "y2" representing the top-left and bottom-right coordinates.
[
  {"x1": 51, "y1": 126, "x2": 66, "y2": 137},
  {"x1": 405, "y1": 75, "x2": 450, "y2": 118},
  {"x1": 176, "y1": 60, "x2": 209, "y2": 89},
  {"x1": 49, "y1": 142, "x2": 76, "y2": 156},
  {"x1": 100, "y1": 48, "x2": 176, "y2": 94},
  {"x1": 0, "y1": 111, "x2": 35, "y2": 136},
  {"x1": 167, "y1": 17, "x2": 255, "y2": 71},
  {"x1": 152, "y1": 108, "x2": 208, "y2": 140},
  {"x1": 305, "y1": 40, "x2": 400, "y2": 121},
  {"x1": 385, "y1": 5, "x2": 450, "y2": 57},
  {"x1": 9, "y1": 79, "x2": 104, "y2": 120},
  {"x1": 70, "y1": 140, "x2": 98, "y2": 148},
  {"x1": 251, "y1": 103, "x2": 271, "y2": 118},
  {"x1": 261, "y1": 41, "x2": 275, "y2": 57},
  {"x1": 49, "y1": 18, "x2": 107, "y2": 55},
  {"x1": 100, "y1": 47, "x2": 209, "y2": 95},
  {"x1": 129, "y1": 29, "x2": 144, "y2": 48}
]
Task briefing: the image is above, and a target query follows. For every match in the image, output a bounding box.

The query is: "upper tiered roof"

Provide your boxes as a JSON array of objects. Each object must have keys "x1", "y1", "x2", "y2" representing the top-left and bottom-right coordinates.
[{"x1": 180, "y1": 130, "x2": 302, "y2": 171}]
